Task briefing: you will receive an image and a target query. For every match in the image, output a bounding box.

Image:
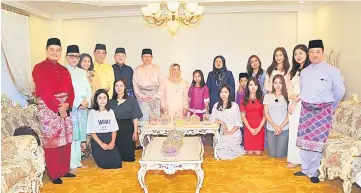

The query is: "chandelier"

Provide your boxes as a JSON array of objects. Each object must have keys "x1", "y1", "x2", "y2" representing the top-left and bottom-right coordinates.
[{"x1": 141, "y1": 1, "x2": 204, "y2": 35}]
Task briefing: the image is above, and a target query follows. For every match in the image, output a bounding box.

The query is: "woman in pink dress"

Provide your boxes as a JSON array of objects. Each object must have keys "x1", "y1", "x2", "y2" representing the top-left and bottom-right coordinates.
[
  {"x1": 160, "y1": 63, "x2": 190, "y2": 117},
  {"x1": 188, "y1": 70, "x2": 210, "y2": 120}
]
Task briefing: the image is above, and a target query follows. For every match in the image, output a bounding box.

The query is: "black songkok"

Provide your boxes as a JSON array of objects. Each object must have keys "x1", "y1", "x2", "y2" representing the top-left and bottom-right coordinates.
[{"x1": 46, "y1": 38, "x2": 61, "y2": 48}]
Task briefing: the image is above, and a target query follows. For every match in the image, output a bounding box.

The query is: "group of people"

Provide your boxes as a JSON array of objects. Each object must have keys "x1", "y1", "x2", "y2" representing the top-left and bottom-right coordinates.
[
  {"x1": 32, "y1": 39, "x2": 145, "y2": 184},
  {"x1": 32, "y1": 37, "x2": 345, "y2": 185}
]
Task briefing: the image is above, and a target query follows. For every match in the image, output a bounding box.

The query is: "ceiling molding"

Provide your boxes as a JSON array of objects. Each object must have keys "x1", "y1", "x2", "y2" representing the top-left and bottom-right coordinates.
[
  {"x1": 3, "y1": 1, "x2": 52, "y2": 19},
  {"x1": 54, "y1": 4, "x2": 320, "y2": 20},
  {"x1": 58, "y1": 0, "x2": 151, "y2": 6},
  {"x1": 5, "y1": 1, "x2": 331, "y2": 20},
  {"x1": 57, "y1": 0, "x2": 272, "y2": 6},
  {"x1": 52, "y1": 9, "x2": 141, "y2": 19}
]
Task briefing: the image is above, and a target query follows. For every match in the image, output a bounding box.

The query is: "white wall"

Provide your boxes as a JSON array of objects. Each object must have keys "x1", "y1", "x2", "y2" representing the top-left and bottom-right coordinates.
[
  {"x1": 29, "y1": 15, "x2": 64, "y2": 66},
  {"x1": 28, "y1": 11, "x2": 326, "y2": 90},
  {"x1": 316, "y1": 2, "x2": 361, "y2": 99},
  {"x1": 297, "y1": 11, "x2": 316, "y2": 44},
  {"x1": 59, "y1": 12, "x2": 298, "y2": 84},
  {"x1": 24, "y1": 4, "x2": 361, "y2": 100}
]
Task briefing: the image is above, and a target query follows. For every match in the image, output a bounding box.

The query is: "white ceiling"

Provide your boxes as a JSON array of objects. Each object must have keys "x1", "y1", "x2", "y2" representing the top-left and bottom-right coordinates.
[{"x1": 3, "y1": 0, "x2": 333, "y2": 19}]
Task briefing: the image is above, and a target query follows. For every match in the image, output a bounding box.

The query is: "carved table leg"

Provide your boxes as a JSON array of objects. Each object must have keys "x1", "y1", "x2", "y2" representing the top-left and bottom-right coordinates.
[
  {"x1": 213, "y1": 132, "x2": 220, "y2": 160},
  {"x1": 318, "y1": 161, "x2": 326, "y2": 181},
  {"x1": 195, "y1": 165, "x2": 204, "y2": 193},
  {"x1": 32, "y1": 181, "x2": 37, "y2": 193},
  {"x1": 343, "y1": 178, "x2": 353, "y2": 193},
  {"x1": 138, "y1": 165, "x2": 148, "y2": 193},
  {"x1": 139, "y1": 132, "x2": 145, "y2": 148},
  {"x1": 146, "y1": 135, "x2": 151, "y2": 145}
]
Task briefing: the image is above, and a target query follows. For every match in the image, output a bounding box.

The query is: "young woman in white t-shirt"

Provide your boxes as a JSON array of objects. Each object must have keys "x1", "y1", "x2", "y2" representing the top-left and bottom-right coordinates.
[
  {"x1": 263, "y1": 74, "x2": 289, "y2": 158},
  {"x1": 87, "y1": 89, "x2": 122, "y2": 169}
]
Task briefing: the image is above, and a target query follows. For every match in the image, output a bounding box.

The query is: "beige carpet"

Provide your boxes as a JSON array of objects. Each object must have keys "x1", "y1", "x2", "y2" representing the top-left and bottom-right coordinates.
[{"x1": 40, "y1": 146, "x2": 361, "y2": 193}]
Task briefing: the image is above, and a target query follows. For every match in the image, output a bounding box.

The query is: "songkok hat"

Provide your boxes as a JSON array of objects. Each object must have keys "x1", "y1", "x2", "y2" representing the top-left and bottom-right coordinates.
[
  {"x1": 142, "y1": 48, "x2": 152, "y2": 56},
  {"x1": 66, "y1": 45, "x2": 79, "y2": 54},
  {"x1": 308, "y1": 39, "x2": 324, "y2": 49},
  {"x1": 94, "y1": 44, "x2": 106, "y2": 51},
  {"x1": 239, "y1": 73, "x2": 249, "y2": 80},
  {"x1": 46, "y1": 38, "x2": 61, "y2": 48},
  {"x1": 115, "y1": 47, "x2": 126, "y2": 55}
]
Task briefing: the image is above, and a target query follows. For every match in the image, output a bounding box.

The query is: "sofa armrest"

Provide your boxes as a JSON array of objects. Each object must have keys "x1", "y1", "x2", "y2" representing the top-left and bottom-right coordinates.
[
  {"x1": 350, "y1": 141, "x2": 361, "y2": 157},
  {"x1": 340, "y1": 140, "x2": 361, "y2": 181},
  {"x1": 1, "y1": 135, "x2": 46, "y2": 192},
  {"x1": 1, "y1": 135, "x2": 43, "y2": 162}
]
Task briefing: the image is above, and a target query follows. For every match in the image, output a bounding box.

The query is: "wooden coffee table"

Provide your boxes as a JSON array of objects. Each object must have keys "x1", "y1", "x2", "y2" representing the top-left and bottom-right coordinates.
[{"x1": 138, "y1": 137, "x2": 204, "y2": 193}]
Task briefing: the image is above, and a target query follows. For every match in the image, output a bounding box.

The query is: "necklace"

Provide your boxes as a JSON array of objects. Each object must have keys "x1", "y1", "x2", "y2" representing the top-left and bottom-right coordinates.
[
  {"x1": 215, "y1": 73, "x2": 225, "y2": 87},
  {"x1": 216, "y1": 80, "x2": 222, "y2": 87},
  {"x1": 273, "y1": 93, "x2": 281, "y2": 103}
]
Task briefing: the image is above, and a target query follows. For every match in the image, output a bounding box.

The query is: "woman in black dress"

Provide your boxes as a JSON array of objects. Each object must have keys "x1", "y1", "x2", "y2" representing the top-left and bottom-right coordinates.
[{"x1": 109, "y1": 79, "x2": 143, "y2": 162}]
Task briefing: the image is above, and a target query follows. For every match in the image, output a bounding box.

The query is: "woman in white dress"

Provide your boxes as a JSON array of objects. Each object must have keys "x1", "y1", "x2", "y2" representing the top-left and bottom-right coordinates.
[
  {"x1": 286, "y1": 44, "x2": 311, "y2": 168},
  {"x1": 160, "y1": 63, "x2": 189, "y2": 117},
  {"x1": 211, "y1": 85, "x2": 246, "y2": 160}
]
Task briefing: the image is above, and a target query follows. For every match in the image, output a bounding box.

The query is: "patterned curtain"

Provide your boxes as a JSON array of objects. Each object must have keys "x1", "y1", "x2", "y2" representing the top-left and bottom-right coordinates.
[{"x1": 1, "y1": 9, "x2": 34, "y2": 98}]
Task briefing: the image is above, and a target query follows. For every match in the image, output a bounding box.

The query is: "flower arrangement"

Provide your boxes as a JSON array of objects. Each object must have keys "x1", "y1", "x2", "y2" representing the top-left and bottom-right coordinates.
[{"x1": 160, "y1": 130, "x2": 184, "y2": 156}]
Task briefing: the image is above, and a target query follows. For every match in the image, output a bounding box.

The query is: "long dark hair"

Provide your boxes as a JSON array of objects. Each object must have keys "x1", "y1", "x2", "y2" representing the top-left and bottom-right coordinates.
[
  {"x1": 266, "y1": 47, "x2": 290, "y2": 77},
  {"x1": 191, "y1": 70, "x2": 205, "y2": 88},
  {"x1": 246, "y1": 55, "x2": 264, "y2": 78},
  {"x1": 272, "y1": 74, "x2": 289, "y2": 104},
  {"x1": 216, "y1": 85, "x2": 232, "y2": 111},
  {"x1": 78, "y1": 53, "x2": 94, "y2": 71},
  {"x1": 112, "y1": 79, "x2": 128, "y2": 100},
  {"x1": 290, "y1": 44, "x2": 311, "y2": 80},
  {"x1": 243, "y1": 77, "x2": 263, "y2": 106},
  {"x1": 93, "y1": 89, "x2": 110, "y2": 111}
]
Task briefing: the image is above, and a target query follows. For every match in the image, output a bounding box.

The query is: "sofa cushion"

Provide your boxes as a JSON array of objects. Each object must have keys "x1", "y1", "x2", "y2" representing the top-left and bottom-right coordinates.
[
  {"x1": 1, "y1": 95, "x2": 45, "y2": 193},
  {"x1": 322, "y1": 135, "x2": 355, "y2": 179},
  {"x1": 1, "y1": 135, "x2": 42, "y2": 163},
  {"x1": 1, "y1": 160, "x2": 32, "y2": 193},
  {"x1": 324, "y1": 138, "x2": 354, "y2": 166},
  {"x1": 332, "y1": 98, "x2": 361, "y2": 139},
  {"x1": 350, "y1": 157, "x2": 361, "y2": 181},
  {"x1": 353, "y1": 113, "x2": 361, "y2": 140},
  {"x1": 1, "y1": 104, "x2": 41, "y2": 140}
]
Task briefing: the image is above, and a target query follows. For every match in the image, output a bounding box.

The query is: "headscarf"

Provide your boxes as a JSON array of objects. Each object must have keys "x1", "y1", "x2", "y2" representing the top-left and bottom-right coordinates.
[
  {"x1": 212, "y1": 55, "x2": 227, "y2": 86},
  {"x1": 168, "y1": 63, "x2": 182, "y2": 82}
]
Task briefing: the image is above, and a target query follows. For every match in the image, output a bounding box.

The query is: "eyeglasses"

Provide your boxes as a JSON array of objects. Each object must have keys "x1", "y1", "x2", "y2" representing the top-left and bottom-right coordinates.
[{"x1": 67, "y1": 55, "x2": 80, "y2": 59}]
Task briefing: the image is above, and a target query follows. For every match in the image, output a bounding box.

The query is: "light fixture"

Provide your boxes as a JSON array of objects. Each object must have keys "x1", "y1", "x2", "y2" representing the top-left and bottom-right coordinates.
[{"x1": 141, "y1": 1, "x2": 204, "y2": 35}]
